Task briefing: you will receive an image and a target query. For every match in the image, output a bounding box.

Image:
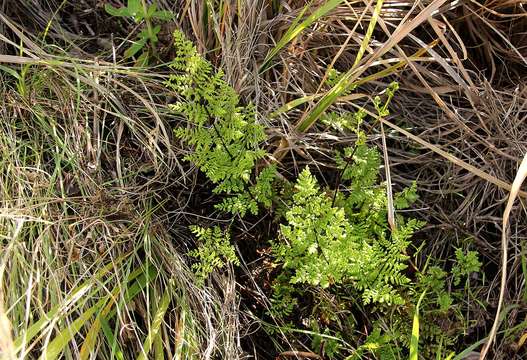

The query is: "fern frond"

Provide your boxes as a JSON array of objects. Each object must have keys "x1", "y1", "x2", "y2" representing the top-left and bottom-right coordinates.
[
  {"x1": 188, "y1": 225, "x2": 239, "y2": 283},
  {"x1": 167, "y1": 30, "x2": 268, "y2": 196},
  {"x1": 273, "y1": 162, "x2": 419, "y2": 306}
]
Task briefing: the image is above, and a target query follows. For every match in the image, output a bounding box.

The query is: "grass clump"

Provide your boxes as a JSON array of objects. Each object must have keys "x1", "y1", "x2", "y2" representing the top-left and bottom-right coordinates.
[
  {"x1": 2, "y1": 0, "x2": 526, "y2": 358},
  {"x1": 0, "y1": 57, "x2": 240, "y2": 359}
]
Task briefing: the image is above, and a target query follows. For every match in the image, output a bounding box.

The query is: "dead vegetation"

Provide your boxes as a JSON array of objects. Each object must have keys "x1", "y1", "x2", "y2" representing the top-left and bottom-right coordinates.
[{"x1": 1, "y1": 0, "x2": 526, "y2": 359}]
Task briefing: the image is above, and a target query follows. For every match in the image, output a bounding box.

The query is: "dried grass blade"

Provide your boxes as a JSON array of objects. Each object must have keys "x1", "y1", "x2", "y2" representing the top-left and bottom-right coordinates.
[
  {"x1": 296, "y1": 0, "x2": 385, "y2": 133},
  {"x1": 79, "y1": 265, "x2": 154, "y2": 360},
  {"x1": 0, "y1": 297, "x2": 15, "y2": 360},
  {"x1": 295, "y1": 0, "x2": 447, "y2": 133},
  {"x1": 13, "y1": 257, "x2": 127, "y2": 355},
  {"x1": 379, "y1": 117, "x2": 527, "y2": 198},
  {"x1": 479, "y1": 153, "x2": 527, "y2": 359},
  {"x1": 381, "y1": 122, "x2": 396, "y2": 231}
]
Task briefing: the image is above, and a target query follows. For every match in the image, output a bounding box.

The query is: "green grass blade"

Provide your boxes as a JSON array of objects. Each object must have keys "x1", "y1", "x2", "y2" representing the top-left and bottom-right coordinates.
[
  {"x1": 40, "y1": 303, "x2": 101, "y2": 360},
  {"x1": 295, "y1": 72, "x2": 351, "y2": 132},
  {"x1": 79, "y1": 264, "x2": 152, "y2": 360},
  {"x1": 450, "y1": 338, "x2": 487, "y2": 360},
  {"x1": 409, "y1": 290, "x2": 427, "y2": 360},
  {"x1": 14, "y1": 257, "x2": 127, "y2": 354},
  {"x1": 295, "y1": 0, "x2": 384, "y2": 132},
  {"x1": 0, "y1": 65, "x2": 21, "y2": 80},
  {"x1": 154, "y1": 332, "x2": 164, "y2": 360},
  {"x1": 136, "y1": 286, "x2": 171, "y2": 360},
  {"x1": 14, "y1": 284, "x2": 90, "y2": 354},
  {"x1": 296, "y1": 0, "x2": 448, "y2": 132},
  {"x1": 269, "y1": 94, "x2": 320, "y2": 118},
  {"x1": 353, "y1": 0, "x2": 384, "y2": 68},
  {"x1": 259, "y1": 0, "x2": 344, "y2": 73},
  {"x1": 153, "y1": 10, "x2": 173, "y2": 21},
  {"x1": 40, "y1": 266, "x2": 156, "y2": 360},
  {"x1": 100, "y1": 317, "x2": 125, "y2": 360}
]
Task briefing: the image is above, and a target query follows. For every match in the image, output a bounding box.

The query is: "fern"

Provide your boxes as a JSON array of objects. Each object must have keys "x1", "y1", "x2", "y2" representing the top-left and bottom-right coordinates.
[
  {"x1": 336, "y1": 144, "x2": 381, "y2": 197},
  {"x1": 269, "y1": 273, "x2": 298, "y2": 318},
  {"x1": 451, "y1": 248, "x2": 481, "y2": 286},
  {"x1": 272, "y1": 166, "x2": 419, "y2": 305},
  {"x1": 310, "y1": 324, "x2": 343, "y2": 358},
  {"x1": 165, "y1": 33, "x2": 436, "y2": 352},
  {"x1": 348, "y1": 326, "x2": 400, "y2": 360},
  {"x1": 216, "y1": 165, "x2": 277, "y2": 217},
  {"x1": 166, "y1": 30, "x2": 268, "y2": 196},
  {"x1": 269, "y1": 99, "x2": 422, "y2": 307},
  {"x1": 320, "y1": 109, "x2": 366, "y2": 133},
  {"x1": 394, "y1": 181, "x2": 419, "y2": 210},
  {"x1": 188, "y1": 225, "x2": 239, "y2": 283}
]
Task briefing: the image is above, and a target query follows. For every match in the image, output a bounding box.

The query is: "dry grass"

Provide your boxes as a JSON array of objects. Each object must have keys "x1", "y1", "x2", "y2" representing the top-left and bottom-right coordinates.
[
  {"x1": 1, "y1": 0, "x2": 527, "y2": 358},
  {"x1": 234, "y1": 0, "x2": 527, "y2": 356},
  {"x1": 0, "y1": 7, "x2": 242, "y2": 358}
]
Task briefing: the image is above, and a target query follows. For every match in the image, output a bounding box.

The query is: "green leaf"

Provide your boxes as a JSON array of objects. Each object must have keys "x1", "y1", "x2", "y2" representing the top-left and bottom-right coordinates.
[
  {"x1": 270, "y1": 45, "x2": 430, "y2": 118},
  {"x1": 269, "y1": 94, "x2": 320, "y2": 118},
  {"x1": 394, "y1": 182, "x2": 419, "y2": 209},
  {"x1": 151, "y1": 25, "x2": 161, "y2": 40},
  {"x1": 15, "y1": 284, "x2": 91, "y2": 355},
  {"x1": 188, "y1": 226, "x2": 239, "y2": 282},
  {"x1": 104, "y1": 4, "x2": 132, "y2": 17},
  {"x1": 125, "y1": 37, "x2": 148, "y2": 58},
  {"x1": 273, "y1": 164, "x2": 410, "y2": 305},
  {"x1": 153, "y1": 10, "x2": 173, "y2": 21},
  {"x1": 40, "y1": 303, "x2": 101, "y2": 360},
  {"x1": 128, "y1": 0, "x2": 143, "y2": 21},
  {"x1": 135, "y1": 51, "x2": 150, "y2": 67},
  {"x1": 450, "y1": 338, "x2": 487, "y2": 360},
  {"x1": 146, "y1": 3, "x2": 157, "y2": 18},
  {"x1": 353, "y1": 0, "x2": 384, "y2": 68},
  {"x1": 259, "y1": 0, "x2": 344, "y2": 73},
  {"x1": 167, "y1": 30, "x2": 267, "y2": 196}
]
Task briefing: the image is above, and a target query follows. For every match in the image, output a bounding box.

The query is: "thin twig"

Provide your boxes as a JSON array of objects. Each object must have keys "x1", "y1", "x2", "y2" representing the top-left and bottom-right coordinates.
[{"x1": 277, "y1": 350, "x2": 322, "y2": 359}]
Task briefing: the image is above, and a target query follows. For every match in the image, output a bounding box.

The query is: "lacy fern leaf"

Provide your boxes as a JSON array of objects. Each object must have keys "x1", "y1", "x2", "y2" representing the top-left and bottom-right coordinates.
[
  {"x1": 188, "y1": 226, "x2": 239, "y2": 283},
  {"x1": 167, "y1": 30, "x2": 267, "y2": 195},
  {"x1": 216, "y1": 165, "x2": 277, "y2": 216},
  {"x1": 273, "y1": 163, "x2": 419, "y2": 306}
]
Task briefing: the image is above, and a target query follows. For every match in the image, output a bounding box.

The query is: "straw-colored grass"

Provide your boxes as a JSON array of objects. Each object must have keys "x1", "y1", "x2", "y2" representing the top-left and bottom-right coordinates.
[{"x1": 1, "y1": 0, "x2": 527, "y2": 358}]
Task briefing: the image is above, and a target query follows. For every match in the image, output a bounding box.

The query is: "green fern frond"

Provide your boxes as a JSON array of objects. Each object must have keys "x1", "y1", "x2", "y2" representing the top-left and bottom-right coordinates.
[
  {"x1": 272, "y1": 166, "x2": 417, "y2": 305},
  {"x1": 215, "y1": 164, "x2": 277, "y2": 216},
  {"x1": 167, "y1": 30, "x2": 268, "y2": 196},
  {"x1": 188, "y1": 226, "x2": 239, "y2": 283}
]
